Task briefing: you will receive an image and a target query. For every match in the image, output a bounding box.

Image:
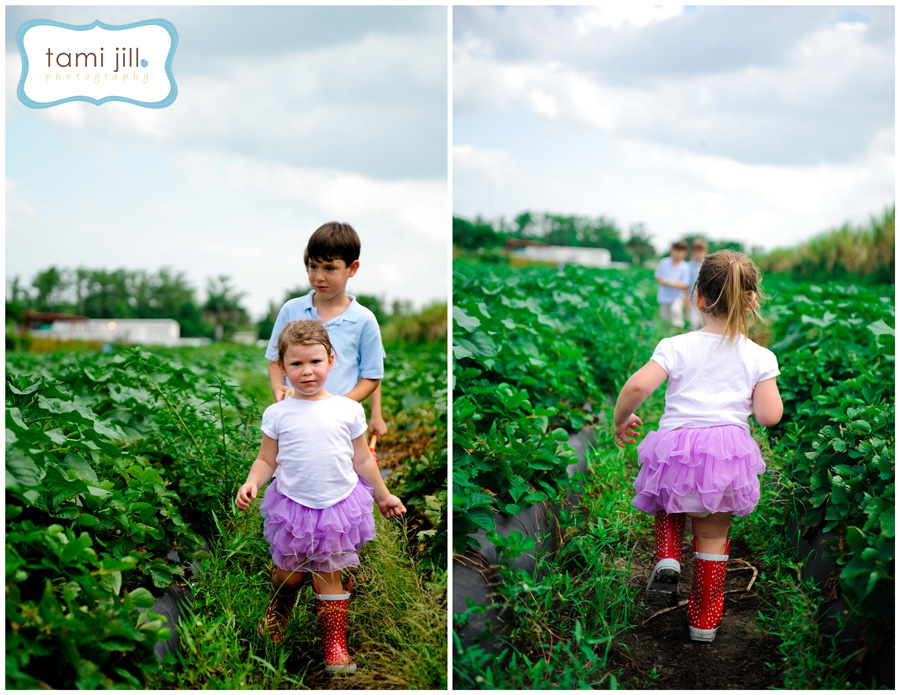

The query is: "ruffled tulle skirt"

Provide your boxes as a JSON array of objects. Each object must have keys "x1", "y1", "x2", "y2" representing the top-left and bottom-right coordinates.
[
  {"x1": 260, "y1": 477, "x2": 376, "y2": 573},
  {"x1": 632, "y1": 425, "x2": 766, "y2": 518}
]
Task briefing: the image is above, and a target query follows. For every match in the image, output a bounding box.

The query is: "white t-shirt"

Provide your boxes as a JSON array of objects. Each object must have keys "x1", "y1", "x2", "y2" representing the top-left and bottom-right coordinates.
[
  {"x1": 649, "y1": 332, "x2": 780, "y2": 432},
  {"x1": 260, "y1": 396, "x2": 368, "y2": 508}
]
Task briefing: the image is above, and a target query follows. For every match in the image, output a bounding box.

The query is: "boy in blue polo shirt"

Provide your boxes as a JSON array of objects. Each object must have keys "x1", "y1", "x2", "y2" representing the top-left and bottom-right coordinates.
[
  {"x1": 654, "y1": 240, "x2": 690, "y2": 330},
  {"x1": 265, "y1": 222, "x2": 386, "y2": 437}
]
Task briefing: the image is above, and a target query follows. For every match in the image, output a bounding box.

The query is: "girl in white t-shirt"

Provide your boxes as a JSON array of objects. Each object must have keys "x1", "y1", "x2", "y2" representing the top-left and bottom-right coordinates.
[
  {"x1": 613, "y1": 251, "x2": 783, "y2": 643},
  {"x1": 235, "y1": 320, "x2": 405, "y2": 673}
]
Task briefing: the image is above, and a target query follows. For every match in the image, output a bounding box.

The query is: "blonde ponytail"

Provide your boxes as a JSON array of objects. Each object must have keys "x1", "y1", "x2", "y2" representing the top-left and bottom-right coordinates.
[{"x1": 695, "y1": 251, "x2": 763, "y2": 342}]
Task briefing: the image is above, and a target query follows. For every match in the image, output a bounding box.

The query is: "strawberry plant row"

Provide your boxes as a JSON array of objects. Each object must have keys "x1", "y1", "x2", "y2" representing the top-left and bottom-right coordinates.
[
  {"x1": 7, "y1": 338, "x2": 447, "y2": 688},
  {"x1": 764, "y1": 280, "x2": 895, "y2": 633},
  {"x1": 453, "y1": 260, "x2": 661, "y2": 552},
  {"x1": 6, "y1": 348, "x2": 258, "y2": 688}
]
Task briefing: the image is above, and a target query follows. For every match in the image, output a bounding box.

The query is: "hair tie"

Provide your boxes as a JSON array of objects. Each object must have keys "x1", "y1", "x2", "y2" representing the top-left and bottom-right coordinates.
[{"x1": 729, "y1": 260, "x2": 734, "y2": 265}]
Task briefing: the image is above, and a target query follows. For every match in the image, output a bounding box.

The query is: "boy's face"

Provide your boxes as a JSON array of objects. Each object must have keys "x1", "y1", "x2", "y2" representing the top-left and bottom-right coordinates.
[
  {"x1": 692, "y1": 249, "x2": 706, "y2": 262},
  {"x1": 307, "y1": 257, "x2": 359, "y2": 300},
  {"x1": 671, "y1": 248, "x2": 687, "y2": 262}
]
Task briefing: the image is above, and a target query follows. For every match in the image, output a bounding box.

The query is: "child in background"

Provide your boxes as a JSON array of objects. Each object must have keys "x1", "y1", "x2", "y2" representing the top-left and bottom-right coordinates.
[
  {"x1": 614, "y1": 250, "x2": 782, "y2": 642},
  {"x1": 654, "y1": 240, "x2": 691, "y2": 329},
  {"x1": 266, "y1": 222, "x2": 387, "y2": 439},
  {"x1": 685, "y1": 239, "x2": 709, "y2": 330},
  {"x1": 237, "y1": 320, "x2": 405, "y2": 672}
]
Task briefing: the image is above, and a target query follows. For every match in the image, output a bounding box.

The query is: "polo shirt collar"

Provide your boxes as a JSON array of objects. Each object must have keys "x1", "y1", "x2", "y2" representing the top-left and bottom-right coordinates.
[{"x1": 307, "y1": 291, "x2": 362, "y2": 325}]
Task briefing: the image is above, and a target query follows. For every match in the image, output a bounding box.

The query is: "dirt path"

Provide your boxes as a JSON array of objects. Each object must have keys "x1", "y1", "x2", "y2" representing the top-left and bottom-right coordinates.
[{"x1": 612, "y1": 533, "x2": 783, "y2": 689}]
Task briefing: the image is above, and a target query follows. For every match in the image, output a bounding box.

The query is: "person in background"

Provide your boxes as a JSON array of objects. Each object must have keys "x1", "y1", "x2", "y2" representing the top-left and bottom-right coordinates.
[
  {"x1": 686, "y1": 239, "x2": 709, "y2": 331},
  {"x1": 654, "y1": 240, "x2": 690, "y2": 330}
]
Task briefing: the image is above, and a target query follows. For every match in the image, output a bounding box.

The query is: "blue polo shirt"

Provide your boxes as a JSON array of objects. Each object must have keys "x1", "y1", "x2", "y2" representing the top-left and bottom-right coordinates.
[
  {"x1": 265, "y1": 291, "x2": 385, "y2": 397},
  {"x1": 655, "y1": 257, "x2": 691, "y2": 304}
]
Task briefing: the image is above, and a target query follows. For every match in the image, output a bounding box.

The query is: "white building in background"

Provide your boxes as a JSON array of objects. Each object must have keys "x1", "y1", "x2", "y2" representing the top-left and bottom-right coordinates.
[
  {"x1": 46, "y1": 319, "x2": 180, "y2": 346},
  {"x1": 511, "y1": 244, "x2": 614, "y2": 268}
]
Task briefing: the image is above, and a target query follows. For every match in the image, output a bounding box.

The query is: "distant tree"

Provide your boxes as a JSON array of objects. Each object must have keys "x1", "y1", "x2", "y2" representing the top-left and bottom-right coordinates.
[
  {"x1": 514, "y1": 211, "x2": 534, "y2": 237},
  {"x1": 626, "y1": 223, "x2": 657, "y2": 266},
  {"x1": 203, "y1": 275, "x2": 249, "y2": 341},
  {"x1": 32, "y1": 267, "x2": 68, "y2": 313},
  {"x1": 453, "y1": 216, "x2": 504, "y2": 250}
]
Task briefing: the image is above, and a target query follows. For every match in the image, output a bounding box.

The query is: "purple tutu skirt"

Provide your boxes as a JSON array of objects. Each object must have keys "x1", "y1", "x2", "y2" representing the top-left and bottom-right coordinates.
[
  {"x1": 632, "y1": 425, "x2": 766, "y2": 518},
  {"x1": 259, "y1": 477, "x2": 376, "y2": 573}
]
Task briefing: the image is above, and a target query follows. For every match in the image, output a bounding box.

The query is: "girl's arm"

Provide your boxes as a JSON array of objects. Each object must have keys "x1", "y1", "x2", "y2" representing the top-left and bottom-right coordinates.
[
  {"x1": 351, "y1": 433, "x2": 406, "y2": 519},
  {"x1": 235, "y1": 434, "x2": 278, "y2": 510},
  {"x1": 752, "y1": 377, "x2": 783, "y2": 426},
  {"x1": 613, "y1": 361, "x2": 668, "y2": 448}
]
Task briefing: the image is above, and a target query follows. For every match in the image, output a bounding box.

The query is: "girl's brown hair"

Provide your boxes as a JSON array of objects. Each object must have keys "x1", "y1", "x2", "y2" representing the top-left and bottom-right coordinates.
[
  {"x1": 277, "y1": 320, "x2": 335, "y2": 363},
  {"x1": 694, "y1": 250, "x2": 764, "y2": 342}
]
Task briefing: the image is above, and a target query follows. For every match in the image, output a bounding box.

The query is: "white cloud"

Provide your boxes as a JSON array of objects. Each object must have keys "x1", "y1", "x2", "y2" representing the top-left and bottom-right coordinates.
[
  {"x1": 574, "y1": 5, "x2": 684, "y2": 33},
  {"x1": 455, "y1": 6, "x2": 892, "y2": 167},
  {"x1": 454, "y1": 128, "x2": 894, "y2": 252},
  {"x1": 8, "y1": 31, "x2": 446, "y2": 180}
]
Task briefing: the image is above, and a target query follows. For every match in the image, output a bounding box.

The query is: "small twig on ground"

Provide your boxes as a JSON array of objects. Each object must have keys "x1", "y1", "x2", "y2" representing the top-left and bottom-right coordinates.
[{"x1": 639, "y1": 559, "x2": 759, "y2": 627}]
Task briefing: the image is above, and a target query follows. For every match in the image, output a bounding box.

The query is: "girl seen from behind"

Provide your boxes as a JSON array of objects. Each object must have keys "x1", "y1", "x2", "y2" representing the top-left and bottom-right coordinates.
[
  {"x1": 235, "y1": 319, "x2": 406, "y2": 672},
  {"x1": 613, "y1": 250, "x2": 783, "y2": 642}
]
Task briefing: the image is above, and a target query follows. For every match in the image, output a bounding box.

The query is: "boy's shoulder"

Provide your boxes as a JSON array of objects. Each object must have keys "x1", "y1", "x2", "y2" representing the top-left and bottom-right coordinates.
[{"x1": 345, "y1": 296, "x2": 381, "y2": 327}]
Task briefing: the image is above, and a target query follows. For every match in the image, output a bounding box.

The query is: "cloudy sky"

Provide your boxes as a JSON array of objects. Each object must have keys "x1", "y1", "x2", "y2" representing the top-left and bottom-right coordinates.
[
  {"x1": 454, "y1": 5, "x2": 894, "y2": 251},
  {"x1": 7, "y1": 6, "x2": 447, "y2": 318}
]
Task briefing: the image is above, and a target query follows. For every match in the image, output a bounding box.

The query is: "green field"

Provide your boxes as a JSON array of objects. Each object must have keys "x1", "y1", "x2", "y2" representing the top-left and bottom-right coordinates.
[
  {"x1": 6, "y1": 337, "x2": 446, "y2": 689},
  {"x1": 452, "y1": 257, "x2": 894, "y2": 688}
]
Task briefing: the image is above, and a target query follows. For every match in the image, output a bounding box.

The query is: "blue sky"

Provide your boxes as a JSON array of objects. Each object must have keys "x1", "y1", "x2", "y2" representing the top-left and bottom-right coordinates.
[
  {"x1": 7, "y1": 6, "x2": 448, "y2": 318},
  {"x1": 453, "y1": 5, "x2": 894, "y2": 251}
]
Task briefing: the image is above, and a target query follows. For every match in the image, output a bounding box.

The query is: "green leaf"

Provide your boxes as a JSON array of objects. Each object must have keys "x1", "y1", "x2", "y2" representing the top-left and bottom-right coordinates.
[
  {"x1": 149, "y1": 565, "x2": 173, "y2": 589},
  {"x1": 63, "y1": 454, "x2": 99, "y2": 483},
  {"x1": 128, "y1": 587, "x2": 156, "y2": 609},
  {"x1": 453, "y1": 306, "x2": 481, "y2": 332},
  {"x1": 867, "y1": 319, "x2": 895, "y2": 339},
  {"x1": 76, "y1": 513, "x2": 99, "y2": 527},
  {"x1": 6, "y1": 449, "x2": 44, "y2": 488},
  {"x1": 99, "y1": 571, "x2": 123, "y2": 596},
  {"x1": 467, "y1": 509, "x2": 496, "y2": 531}
]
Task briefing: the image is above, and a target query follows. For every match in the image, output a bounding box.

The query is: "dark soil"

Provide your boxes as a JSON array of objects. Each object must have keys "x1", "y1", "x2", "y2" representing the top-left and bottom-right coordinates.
[{"x1": 611, "y1": 530, "x2": 784, "y2": 689}]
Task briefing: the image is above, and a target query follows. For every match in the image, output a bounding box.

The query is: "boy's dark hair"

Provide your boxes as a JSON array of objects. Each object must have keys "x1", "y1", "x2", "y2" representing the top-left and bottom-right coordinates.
[
  {"x1": 303, "y1": 222, "x2": 361, "y2": 267},
  {"x1": 671, "y1": 240, "x2": 688, "y2": 251}
]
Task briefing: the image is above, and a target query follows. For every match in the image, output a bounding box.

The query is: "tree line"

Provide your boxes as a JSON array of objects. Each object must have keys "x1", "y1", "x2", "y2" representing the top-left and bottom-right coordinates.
[
  {"x1": 6, "y1": 267, "x2": 249, "y2": 339},
  {"x1": 453, "y1": 212, "x2": 743, "y2": 265},
  {"x1": 7, "y1": 266, "x2": 439, "y2": 344}
]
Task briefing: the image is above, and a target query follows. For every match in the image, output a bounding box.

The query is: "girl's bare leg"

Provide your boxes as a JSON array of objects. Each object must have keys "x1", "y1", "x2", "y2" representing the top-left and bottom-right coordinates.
[
  {"x1": 690, "y1": 512, "x2": 732, "y2": 554},
  {"x1": 312, "y1": 570, "x2": 344, "y2": 594}
]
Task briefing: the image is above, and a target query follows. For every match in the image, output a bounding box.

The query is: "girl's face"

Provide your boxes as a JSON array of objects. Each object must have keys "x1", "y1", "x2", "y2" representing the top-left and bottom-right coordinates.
[{"x1": 279, "y1": 343, "x2": 334, "y2": 399}]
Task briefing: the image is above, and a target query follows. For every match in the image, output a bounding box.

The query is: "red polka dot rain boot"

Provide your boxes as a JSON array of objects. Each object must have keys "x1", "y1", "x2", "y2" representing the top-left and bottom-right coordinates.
[
  {"x1": 257, "y1": 565, "x2": 306, "y2": 644},
  {"x1": 646, "y1": 510, "x2": 686, "y2": 606},
  {"x1": 688, "y1": 538, "x2": 731, "y2": 642},
  {"x1": 313, "y1": 577, "x2": 357, "y2": 674}
]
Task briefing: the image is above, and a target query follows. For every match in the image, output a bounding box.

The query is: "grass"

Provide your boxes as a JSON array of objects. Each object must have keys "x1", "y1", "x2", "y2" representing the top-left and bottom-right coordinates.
[
  {"x1": 174, "y1": 494, "x2": 446, "y2": 689},
  {"x1": 453, "y1": 420, "x2": 651, "y2": 689},
  {"x1": 732, "y1": 432, "x2": 861, "y2": 689}
]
